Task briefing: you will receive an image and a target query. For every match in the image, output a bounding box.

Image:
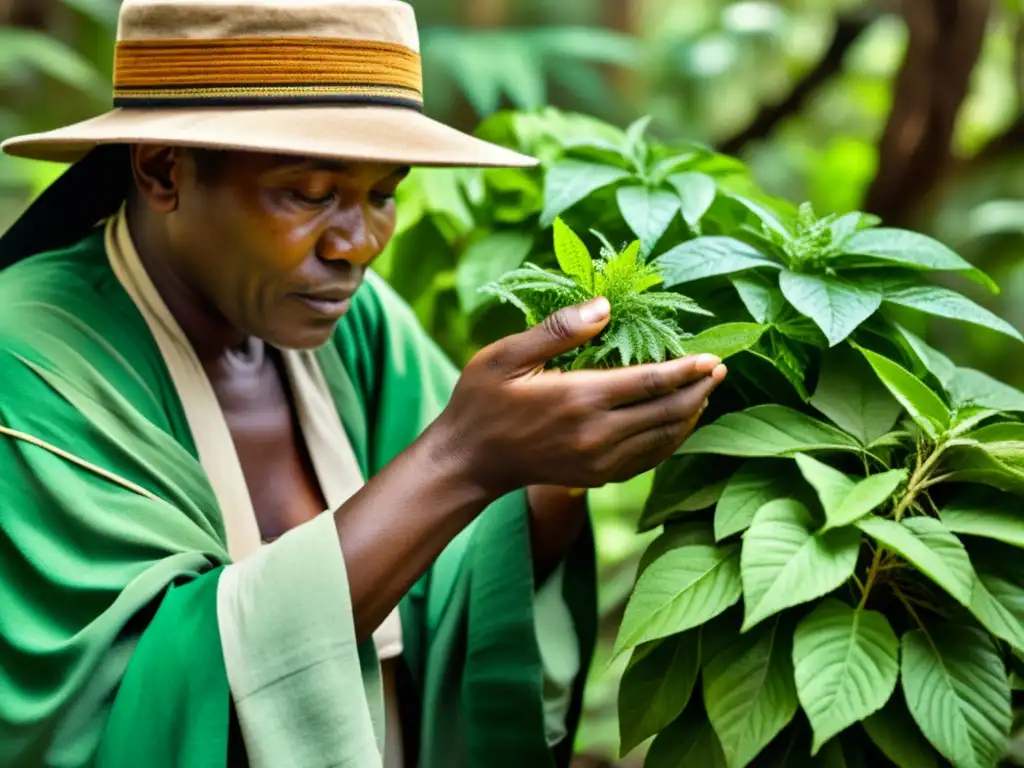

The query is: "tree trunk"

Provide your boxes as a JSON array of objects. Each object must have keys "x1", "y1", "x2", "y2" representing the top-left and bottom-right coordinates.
[
  {"x1": 602, "y1": 0, "x2": 641, "y2": 101},
  {"x1": 862, "y1": 0, "x2": 992, "y2": 227},
  {"x1": 717, "y1": 12, "x2": 875, "y2": 155},
  {"x1": 0, "y1": 0, "x2": 57, "y2": 27}
]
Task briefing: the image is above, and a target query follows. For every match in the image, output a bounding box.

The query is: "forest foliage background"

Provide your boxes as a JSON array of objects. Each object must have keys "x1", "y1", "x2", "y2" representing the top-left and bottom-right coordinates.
[{"x1": 1, "y1": 0, "x2": 1022, "y2": 764}]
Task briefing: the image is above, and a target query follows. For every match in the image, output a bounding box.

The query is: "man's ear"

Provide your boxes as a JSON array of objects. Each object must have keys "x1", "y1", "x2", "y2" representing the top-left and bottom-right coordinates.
[{"x1": 129, "y1": 144, "x2": 186, "y2": 213}]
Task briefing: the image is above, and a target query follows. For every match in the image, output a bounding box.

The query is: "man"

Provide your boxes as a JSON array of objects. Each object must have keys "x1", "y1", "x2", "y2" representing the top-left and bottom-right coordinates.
[{"x1": 0, "y1": 1, "x2": 726, "y2": 766}]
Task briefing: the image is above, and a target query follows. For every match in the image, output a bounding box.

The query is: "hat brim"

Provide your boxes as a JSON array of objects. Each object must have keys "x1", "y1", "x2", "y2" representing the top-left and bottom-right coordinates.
[{"x1": 1, "y1": 104, "x2": 538, "y2": 168}]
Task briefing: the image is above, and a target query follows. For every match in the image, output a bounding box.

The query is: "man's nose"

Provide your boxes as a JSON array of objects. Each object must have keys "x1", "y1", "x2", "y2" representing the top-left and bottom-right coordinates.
[{"x1": 316, "y1": 203, "x2": 379, "y2": 266}]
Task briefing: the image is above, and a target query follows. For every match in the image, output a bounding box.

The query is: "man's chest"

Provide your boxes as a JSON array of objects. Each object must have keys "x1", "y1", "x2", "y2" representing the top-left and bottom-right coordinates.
[{"x1": 208, "y1": 357, "x2": 328, "y2": 543}]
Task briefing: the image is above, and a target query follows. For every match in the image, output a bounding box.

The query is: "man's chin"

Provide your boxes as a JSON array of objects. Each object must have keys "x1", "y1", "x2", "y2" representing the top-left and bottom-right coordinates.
[{"x1": 260, "y1": 316, "x2": 345, "y2": 351}]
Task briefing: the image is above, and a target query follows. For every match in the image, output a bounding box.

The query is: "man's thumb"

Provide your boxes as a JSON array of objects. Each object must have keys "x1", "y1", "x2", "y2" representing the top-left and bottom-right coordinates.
[{"x1": 489, "y1": 297, "x2": 610, "y2": 376}]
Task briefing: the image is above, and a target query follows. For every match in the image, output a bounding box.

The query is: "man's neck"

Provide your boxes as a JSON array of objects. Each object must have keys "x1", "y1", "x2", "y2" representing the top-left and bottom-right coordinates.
[{"x1": 125, "y1": 202, "x2": 253, "y2": 365}]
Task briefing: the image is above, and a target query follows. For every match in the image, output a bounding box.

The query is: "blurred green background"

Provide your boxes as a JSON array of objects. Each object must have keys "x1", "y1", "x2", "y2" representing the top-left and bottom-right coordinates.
[{"x1": 2, "y1": 1, "x2": 1022, "y2": 765}]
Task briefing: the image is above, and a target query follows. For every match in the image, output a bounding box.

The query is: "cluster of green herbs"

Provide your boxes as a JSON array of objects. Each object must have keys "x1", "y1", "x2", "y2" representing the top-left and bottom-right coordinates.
[
  {"x1": 382, "y1": 106, "x2": 1024, "y2": 767},
  {"x1": 485, "y1": 109, "x2": 1024, "y2": 768}
]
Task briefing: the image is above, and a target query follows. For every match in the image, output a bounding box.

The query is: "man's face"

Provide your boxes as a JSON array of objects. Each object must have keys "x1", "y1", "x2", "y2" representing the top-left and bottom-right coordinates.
[{"x1": 147, "y1": 147, "x2": 408, "y2": 350}]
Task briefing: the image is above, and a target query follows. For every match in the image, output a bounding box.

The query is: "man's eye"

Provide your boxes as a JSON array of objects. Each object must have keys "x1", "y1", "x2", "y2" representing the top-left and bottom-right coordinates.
[
  {"x1": 369, "y1": 190, "x2": 396, "y2": 208},
  {"x1": 288, "y1": 189, "x2": 335, "y2": 206}
]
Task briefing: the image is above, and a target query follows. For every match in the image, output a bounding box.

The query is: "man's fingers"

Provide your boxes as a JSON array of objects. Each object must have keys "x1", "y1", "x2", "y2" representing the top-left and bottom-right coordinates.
[
  {"x1": 605, "y1": 365, "x2": 725, "y2": 439},
  {"x1": 477, "y1": 298, "x2": 610, "y2": 378},
  {"x1": 568, "y1": 353, "x2": 724, "y2": 407}
]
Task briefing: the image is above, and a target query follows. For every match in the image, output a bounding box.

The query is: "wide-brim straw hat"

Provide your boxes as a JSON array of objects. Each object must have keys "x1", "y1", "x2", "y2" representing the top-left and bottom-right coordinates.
[
  {"x1": 1, "y1": 0, "x2": 537, "y2": 169},
  {"x1": 0, "y1": 0, "x2": 539, "y2": 266}
]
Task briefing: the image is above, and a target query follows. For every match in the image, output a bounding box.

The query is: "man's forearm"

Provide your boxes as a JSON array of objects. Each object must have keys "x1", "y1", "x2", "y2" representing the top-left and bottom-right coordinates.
[
  {"x1": 334, "y1": 425, "x2": 494, "y2": 642},
  {"x1": 526, "y1": 485, "x2": 589, "y2": 586}
]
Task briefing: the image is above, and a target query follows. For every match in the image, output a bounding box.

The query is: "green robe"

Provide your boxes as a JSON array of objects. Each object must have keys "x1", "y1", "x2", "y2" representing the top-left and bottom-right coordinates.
[{"x1": 0, "y1": 223, "x2": 596, "y2": 767}]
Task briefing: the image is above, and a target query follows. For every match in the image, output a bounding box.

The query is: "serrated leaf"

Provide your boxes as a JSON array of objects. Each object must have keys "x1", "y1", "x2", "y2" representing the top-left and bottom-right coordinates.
[
  {"x1": 540, "y1": 160, "x2": 631, "y2": 227},
  {"x1": 855, "y1": 517, "x2": 975, "y2": 606},
  {"x1": 645, "y1": 708, "x2": 728, "y2": 768},
  {"x1": 639, "y1": 455, "x2": 734, "y2": 532},
  {"x1": 843, "y1": 228, "x2": 997, "y2": 291},
  {"x1": 740, "y1": 499, "x2": 861, "y2": 630},
  {"x1": 731, "y1": 273, "x2": 786, "y2": 324},
  {"x1": 792, "y1": 599, "x2": 899, "y2": 754},
  {"x1": 715, "y1": 460, "x2": 798, "y2": 541},
  {"x1": 657, "y1": 236, "x2": 779, "y2": 287},
  {"x1": 618, "y1": 631, "x2": 700, "y2": 754},
  {"x1": 703, "y1": 617, "x2": 799, "y2": 768},
  {"x1": 902, "y1": 625, "x2": 1012, "y2": 768},
  {"x1": 810, "y1": 345, "x2": 902, "y2": 444},
  {"x1": 456, "y1": 230, "x2": 534, "y2": 313},
  {"x1": 551, "y1": 217, "x2": 594, "y2": 288},
  {"x1": 858, "y1": 347, "x2": 951, "y2": 440},
  {"x1": 779, "y1": 271, "x2": 882, "y2": 347},
  {"x1": 679, "y1": 404, "x2": 862, "y2": 458},
  {"x1": 862, "y1": 691, "x2": 940, "y2": 768},
  {"x1": 613, "y1": 545, "x2": 741, "y2": 657},
  {"x1": 680, "y1": 322, "x2": 765, "y2": 360},
  {"x1": 668, "y1": 171, "x2": 717, "y2": 228},
  {"x1": 883, "y1": 283, "x2": 1023, "y2": 342},
  {"x1": 616, "y1": 186, "x2": 681, "y2": 257}
]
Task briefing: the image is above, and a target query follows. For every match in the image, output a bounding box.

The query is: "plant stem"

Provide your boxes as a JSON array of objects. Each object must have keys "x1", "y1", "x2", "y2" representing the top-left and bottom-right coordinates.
[
  {"x1": 858, "y1": 545, "x2": 884, "y2": 610},
  {"x1": 892, "y1": 440, "x2": 947, "y2": 522},
  {"x1": 893, "y1": 584, "x2": 929, "y2": 631}
]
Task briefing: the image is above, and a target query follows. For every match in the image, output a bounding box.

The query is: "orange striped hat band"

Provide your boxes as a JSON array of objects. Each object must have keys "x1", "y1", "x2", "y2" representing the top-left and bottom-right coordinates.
[{"x1": 113, "y1": 37, "x2": 424, "y2": 110}]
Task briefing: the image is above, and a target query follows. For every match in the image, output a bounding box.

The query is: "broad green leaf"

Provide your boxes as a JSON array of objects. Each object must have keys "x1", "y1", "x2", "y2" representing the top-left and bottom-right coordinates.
[
  {"x1": 796, "y1": 455, "x2": 908, "y2": 530},
  {"x1": 639, "y1": 455, "x2": 735, "y2": 532},
  {"x1": 657, "y1": 236, "x2": 779, "y2": 287},
  {"x1": 645, "y1": 709, "x2": 728, "y2": 768},
  {"x1": 792, "y1": 452, "x2": 851, "y2": 510},
  {"x1": 793, "y1": 599, "x2": 899, "y2": 754},
  {"x1": 862, "y1": 691, "x2": 940, "y2": 768},
  {"x1": 892, "y1": 323, "x2": 957, "y2": 385},
  {"x1": 858, "y1": 347, "x2": 950, "y2": 440},
  {"x1": 902, "y1": 625, "x2": 1012, "y2": 768},
  {"x1": 551, "y1": 217, "x2": 594, "y2": 288},
  {"x1": 540, "y1": 160, "x2": 631, "y2": 227},
  {"x1": 778, "y1": 271, "x2": 882, "y2": 347},
  {"x1": 715, "y1": 460, "x2": 797, "y2": 541},
  {"x1": 731, "y1": 273, "x2": 786, "y2": 324},
  {"x1": 668, "y1": 171, "x2": 717, "y2": 228},
  {"x1": 941, "y1": 425, "x2": 1024, "y2": 495},
  {"x1": 844, "y1": 228, "x2": 997, "y2": 291},
  {"x1": 638, "y1": 521, "x2": 716, "y2": 574},
  {"x1": 616, "y1": 186, "x2": 680, "y2": 257},
  {"x1": 810, "y1": 346, "x2": 902, "y2": 444},
  {"x1": 883, "y1": 284, "x2": 1023, "y2": 342},
  {"x1": 740, "y1": 499, "x2": 861, "y2": 630},
  {"x1": 941, "y1": 488, "x2": 1024, "y2": 549},
  {"x1": 456, "y1": 230, "x2": 533, "y2": 313},
  {"x1": 855, "y1": 517, "x2": 974, "y2": 606},
  {"x1": 0, "y1": 28, "x2": 110, "y2": 101},
  {"x1": 703, "y1": 617, "x2": 799, "y2": 768},
  {"x1": 947, "y1": 367, "x2": 1024, "y2": 412},
  {"x1": 970, "y1": 566, "x2": 1024, "y2": 654},
  {"x1": 624, "y1": 114, "x2": 653, "y2": 166},
  {"x1": 614, "y1": 544, "x2": 741, "y2": 657},
  {"x1": 829, "y1": 211, "x2": 882, "y2": 246},
  {"x1": 679, "y1": 404, "x2": 862, "y2": 458},
  {"x1": 618, "y1": 631, "x2": 700, "y2": 754},
  {"x1": 828, "y1": 470, "x2": 907, "y2": 530},
  {"x1": 728, "y1": 193, "x2": 794, "y2": 240},
  {"x1": 680, "y1": 322, "x2": 765, "y2": 360}
]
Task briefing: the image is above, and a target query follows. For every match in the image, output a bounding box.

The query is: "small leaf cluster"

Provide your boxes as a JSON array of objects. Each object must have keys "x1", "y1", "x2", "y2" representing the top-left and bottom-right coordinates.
[{"x1": 480, "y1": 218, "x2": 713, "y2": 368}]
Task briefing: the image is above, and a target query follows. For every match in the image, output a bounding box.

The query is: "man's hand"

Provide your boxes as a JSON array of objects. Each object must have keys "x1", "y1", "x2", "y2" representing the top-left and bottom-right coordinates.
[{"x1": 429, "y1": 296, "x2": 727, "y2": 501}]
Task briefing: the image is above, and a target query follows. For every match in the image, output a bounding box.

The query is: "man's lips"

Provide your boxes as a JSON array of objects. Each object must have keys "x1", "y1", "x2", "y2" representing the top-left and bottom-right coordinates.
[{"x1": 292, "y1": 289, "x2": 356, "y2": 316}]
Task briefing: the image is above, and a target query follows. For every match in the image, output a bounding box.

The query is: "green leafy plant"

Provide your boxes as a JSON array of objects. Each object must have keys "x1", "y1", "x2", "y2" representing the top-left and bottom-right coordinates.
[
  {"x1": 379, "y1": 105, "x2": 1024, "y2": 766},
  {"x1": 479, "y1": 217, "x2": 748, "y2": 369}
]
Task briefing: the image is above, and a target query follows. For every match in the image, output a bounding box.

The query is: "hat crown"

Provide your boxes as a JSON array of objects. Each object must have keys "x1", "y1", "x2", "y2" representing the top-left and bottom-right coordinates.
[{"x1": 117, "y1": 0, "x2": 420, "y2": 52}]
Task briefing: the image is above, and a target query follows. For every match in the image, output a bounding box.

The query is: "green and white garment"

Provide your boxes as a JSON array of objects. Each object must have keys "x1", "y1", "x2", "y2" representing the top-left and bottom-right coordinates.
[{"x1": 0, "y1": 209, "x2": 597, "y2": 767}]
